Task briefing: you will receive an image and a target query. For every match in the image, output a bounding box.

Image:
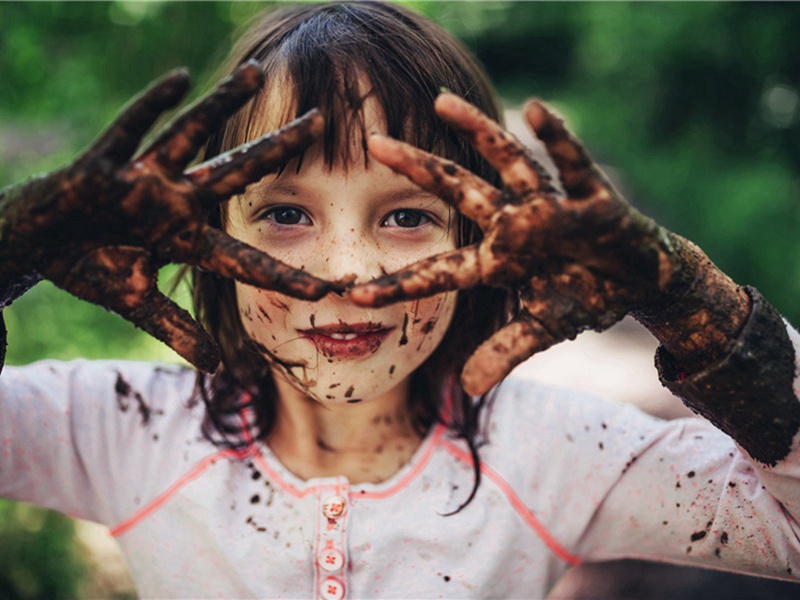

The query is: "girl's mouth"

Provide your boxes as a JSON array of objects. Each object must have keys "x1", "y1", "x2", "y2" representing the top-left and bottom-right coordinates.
[{"x1": 300, "y1": 323, "x2": 394, "y2": 358}]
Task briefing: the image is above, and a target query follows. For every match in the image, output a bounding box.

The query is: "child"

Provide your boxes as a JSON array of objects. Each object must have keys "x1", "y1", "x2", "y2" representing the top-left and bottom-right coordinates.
[{"x1": 1, "y1": 2, "x2": 799, "y2": 598}]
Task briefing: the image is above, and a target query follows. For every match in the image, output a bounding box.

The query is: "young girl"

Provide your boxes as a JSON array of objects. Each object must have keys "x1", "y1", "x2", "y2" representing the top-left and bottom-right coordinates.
[{"x1": 2, "y1": 2, "x2": 799, "y2": 598}]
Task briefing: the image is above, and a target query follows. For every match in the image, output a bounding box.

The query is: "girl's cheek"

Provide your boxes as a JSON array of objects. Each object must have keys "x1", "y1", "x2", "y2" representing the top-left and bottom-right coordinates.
[{"x1": 401, "y1": 291, "x2": 457, "y2": 356}]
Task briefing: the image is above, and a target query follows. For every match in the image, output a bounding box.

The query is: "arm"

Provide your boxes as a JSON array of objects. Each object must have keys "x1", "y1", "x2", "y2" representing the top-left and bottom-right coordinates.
[
  {"x1": 0, "y1": 62, "x2": 331, "y2": 373},
  {"x1": 351, "y1": 93, "x2": 800, "y2": 466}
]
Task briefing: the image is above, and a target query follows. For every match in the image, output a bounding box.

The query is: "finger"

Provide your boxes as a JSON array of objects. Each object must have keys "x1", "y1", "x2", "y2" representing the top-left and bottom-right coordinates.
[
  {"x1": 126, "y1": 291, "x2": 221, "y2": 373},
  {"x1": 51, "y1": 246, "x2": 220, "y2": 372},
  {"x1": 191, "y1": 226, "x2": 332, "y2": 301},
  {"x1": 349, "y1": 245, "x2": 481, "y2": 308},
  {"x1": 434, "y1": 93, "x2": 557, "y2": 199},
  {"x1": 368, "y1": 135, "x2": 500, "y2": 230},
  {"x1": 188, "y1": 109, "x2": 324, "y2": 204},
  {"x1": 461, "y1": 310, "x2": 558, "y2": 396},
  {"x1": 83, "y1": 69, "x2": 191, "y2": 167},
  {"x1": 139, "y1": 61, "x2": 265, "y2": 175},
  {"x1": 523, "y1": 100, "x2": 614, "y2": 201}
]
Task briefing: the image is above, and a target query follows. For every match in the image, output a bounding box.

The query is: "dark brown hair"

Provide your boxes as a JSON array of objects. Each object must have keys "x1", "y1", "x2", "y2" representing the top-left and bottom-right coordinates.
[{"x1": 192, "y1": 1, "x2": 515, "y2": 509}]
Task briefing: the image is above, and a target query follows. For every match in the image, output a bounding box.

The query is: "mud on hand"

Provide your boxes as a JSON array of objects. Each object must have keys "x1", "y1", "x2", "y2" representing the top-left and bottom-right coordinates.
[
  {"x1": 0, "y1": 62, "x2": 329, "y2": 372},
  {"x1": 350, "y1": 93, "x2": 684, "y2": 395}
]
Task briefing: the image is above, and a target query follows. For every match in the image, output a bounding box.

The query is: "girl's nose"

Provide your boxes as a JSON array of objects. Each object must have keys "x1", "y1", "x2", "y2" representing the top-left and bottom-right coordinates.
[{"x1": 313, "y1": 231, "x2": 385, "y2": 285}]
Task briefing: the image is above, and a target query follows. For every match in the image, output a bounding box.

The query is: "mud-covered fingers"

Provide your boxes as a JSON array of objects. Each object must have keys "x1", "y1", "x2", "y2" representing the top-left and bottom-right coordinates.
[
  {"x1": 125, "y1": 292, "x2": 220, "y2": 372},
  {"x1": 188, "y1": 109, "x2": 324, "y2": 204},
  {"x1": 349, "y1": 245, "x2": 482, "y2": 308},
  {"x1": 523, "y1": 100, "x2": 616, "y2": 201},
  {"x1": 83, "y1": 69, "x2": 190, "y2": 167},
  {"x1": 50, "y1": 246, "x2": 220, "y2": 372},
  {"x1": 461, "y1": 310, "x2": 558, "y2": 396},
  {"x1": 191, "y1": 226, "x2": 332, "y2": 300},
  {"x1": 434, "y1": 93, "x2": 554, "y2": 198},
  {"x1": 367, "y1": 135, "x2": 500, "y2": 230},
  {"x1": 139, "y1": 62, "x2": 265, "y2": 175}
]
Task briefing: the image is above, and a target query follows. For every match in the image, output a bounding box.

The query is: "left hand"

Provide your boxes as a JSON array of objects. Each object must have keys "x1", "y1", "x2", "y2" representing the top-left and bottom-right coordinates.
[{"x1": 350, "y1": 93, "x2": 684, "y2": 395}]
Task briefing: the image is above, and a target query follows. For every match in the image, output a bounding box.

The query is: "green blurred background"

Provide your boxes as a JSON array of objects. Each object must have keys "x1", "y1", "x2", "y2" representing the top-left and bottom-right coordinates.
[{"x1": 1, "y1": 1, "x2": 799, "y2": 597}]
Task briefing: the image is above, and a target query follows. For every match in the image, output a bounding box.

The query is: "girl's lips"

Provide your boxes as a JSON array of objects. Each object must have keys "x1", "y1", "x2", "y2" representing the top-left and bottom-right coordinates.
[{"x1": 300, "y1": 324, "x2": 394, "y2": 359}]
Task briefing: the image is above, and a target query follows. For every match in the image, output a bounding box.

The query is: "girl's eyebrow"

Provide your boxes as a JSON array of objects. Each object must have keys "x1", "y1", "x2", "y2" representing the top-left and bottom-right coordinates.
[
  {"x1": 249, "y1": 180, "x2": 304, "y2": 199},
  {"x1": 380, "y1": 186, "x2": 444, "y2": 205}
]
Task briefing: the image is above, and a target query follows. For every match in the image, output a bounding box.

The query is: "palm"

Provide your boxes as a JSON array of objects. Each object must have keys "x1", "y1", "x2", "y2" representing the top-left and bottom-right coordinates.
[{"x1": 2, "y1": 63, "x2": 330, "y2": 372}]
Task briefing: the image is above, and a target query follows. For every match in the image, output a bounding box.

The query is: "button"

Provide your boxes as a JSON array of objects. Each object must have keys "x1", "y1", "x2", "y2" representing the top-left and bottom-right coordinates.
[
  {"x1": 319, "y1": 544, "x2": 344, "y2": 572},
  {"x1": 322, "y1": 495, "x2": 347, "y2": 519},
  {"x1": 320, "y1": 576, "x2": 345, "y2": 600}
]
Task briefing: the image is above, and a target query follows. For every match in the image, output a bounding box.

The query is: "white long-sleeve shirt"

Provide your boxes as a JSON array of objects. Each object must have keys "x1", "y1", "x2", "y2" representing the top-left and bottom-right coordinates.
[{"x1": 2, "y1": 321, "x2": 800, "y2": 600}]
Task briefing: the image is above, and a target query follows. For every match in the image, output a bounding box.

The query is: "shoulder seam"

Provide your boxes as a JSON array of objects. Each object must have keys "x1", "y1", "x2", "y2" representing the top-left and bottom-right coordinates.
[
  {"x1": 109, "y1": 445, "x2": 255, "y2": 537},
  {"x1": 440, "y1": 438, "x2": 582, "y2": 566}
]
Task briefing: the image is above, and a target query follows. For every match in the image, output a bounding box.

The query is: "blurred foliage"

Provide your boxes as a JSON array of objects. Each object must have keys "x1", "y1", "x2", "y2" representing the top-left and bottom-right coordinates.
[
  {"x1": 0, "y1": 1, "x2": 799, "y2": 597},
  {"x1": 0, "y1": 501, "x2": 85, "y2": 599}
]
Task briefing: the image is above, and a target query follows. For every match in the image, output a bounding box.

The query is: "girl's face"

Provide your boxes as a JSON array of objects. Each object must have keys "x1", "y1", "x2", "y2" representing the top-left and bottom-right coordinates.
[{"x1": 225, "y1": 107, "x2": 458, "y2": 405}]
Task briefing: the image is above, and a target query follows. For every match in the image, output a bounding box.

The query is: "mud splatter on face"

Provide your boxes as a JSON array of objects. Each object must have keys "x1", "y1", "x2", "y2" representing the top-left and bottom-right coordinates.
[{"x1": 399, "y1": 313, "x2": 409, "y2": 346}]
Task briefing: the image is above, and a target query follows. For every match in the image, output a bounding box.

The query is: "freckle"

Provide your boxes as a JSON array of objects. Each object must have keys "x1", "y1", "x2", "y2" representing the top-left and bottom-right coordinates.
[
  {"x1": 598, "y1": 442, "x2": 604, "y2": 450},
  {"x1": 662, "y1": 520, "x2": 668, "y2": 525},
  {"x1": 389, "y1": 365, "x2": 396, "y2": 375},
  {"x1": 676, "y1": 481, "x2": 681, "y2": 489},
  {"x1": 601, "y1": 422, "x2": 607, "y2": 429}
]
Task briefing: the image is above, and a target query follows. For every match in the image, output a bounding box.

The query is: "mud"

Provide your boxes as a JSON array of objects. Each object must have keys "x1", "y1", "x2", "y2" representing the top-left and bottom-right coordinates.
[
  {"x1": 0, "y1": 63, "x2": 328, "y2": 372},
  {"x1": 657, "y1": 287, "x2": 800, "y2": 465}
]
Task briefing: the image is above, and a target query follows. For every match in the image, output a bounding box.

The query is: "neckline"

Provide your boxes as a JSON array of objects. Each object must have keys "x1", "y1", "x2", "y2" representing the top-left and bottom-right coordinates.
[{"x1": 248, "y1": 423, "x2": 447, "y2": 499}]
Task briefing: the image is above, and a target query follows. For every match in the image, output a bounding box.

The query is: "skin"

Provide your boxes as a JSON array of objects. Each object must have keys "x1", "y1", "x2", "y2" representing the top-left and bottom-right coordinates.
[
  {"x1": 0, "y1": 63, "x2": 331, "y2": 372},
  {"x1": 225, "y1": 97, "x2": 458, "y2": 483}
]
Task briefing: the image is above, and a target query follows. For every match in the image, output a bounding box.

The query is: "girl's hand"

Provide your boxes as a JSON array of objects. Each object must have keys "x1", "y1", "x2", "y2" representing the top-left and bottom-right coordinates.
[
  {"x1": 351, "y1": 94, "x2": 692, "y2": 395},
  {"x1": 0, "y1": 62, "x2": 328, "y2": 372}
]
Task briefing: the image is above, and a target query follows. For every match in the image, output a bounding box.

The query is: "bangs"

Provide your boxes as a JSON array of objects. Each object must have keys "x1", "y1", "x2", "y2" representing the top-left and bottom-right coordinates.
[{"x1": 207, "y1": 1, "x2": 502, "y2": 179}]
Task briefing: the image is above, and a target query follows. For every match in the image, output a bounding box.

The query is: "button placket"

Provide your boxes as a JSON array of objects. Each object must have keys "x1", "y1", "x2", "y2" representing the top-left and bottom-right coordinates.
[{"x1": 314, "y1": 482, "x2": 350, "y2": 600}]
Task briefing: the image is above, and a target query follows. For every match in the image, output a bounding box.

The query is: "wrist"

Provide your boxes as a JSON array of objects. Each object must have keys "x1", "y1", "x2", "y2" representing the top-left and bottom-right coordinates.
[
  {"x1": 633, "y1": 233, "x2": 750, "y2": 371},
  {"x1": 0, "y1": 179, "x2": 45, "y2": 307}
]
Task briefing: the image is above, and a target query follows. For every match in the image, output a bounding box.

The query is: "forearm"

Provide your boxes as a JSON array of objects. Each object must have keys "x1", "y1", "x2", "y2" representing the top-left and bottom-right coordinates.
[
  {"x1": 633, "y1": 233, "x2": 800, "y2": 465},
  {"x1": 0, "y1": 177, "x2": 46, "y2": 308}
]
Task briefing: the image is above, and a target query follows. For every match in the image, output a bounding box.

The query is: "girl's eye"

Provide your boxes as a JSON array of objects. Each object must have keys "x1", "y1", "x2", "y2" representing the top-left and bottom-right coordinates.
[
  {"x1": 382, "y1": 209, "x2": 430, "y2": 228},
  {"x1": 263, "y1": 206, "x2": 310, "y2": 226}
]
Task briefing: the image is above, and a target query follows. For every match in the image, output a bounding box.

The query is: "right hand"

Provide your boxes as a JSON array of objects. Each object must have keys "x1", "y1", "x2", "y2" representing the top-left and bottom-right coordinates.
[{"x1": 0, "y1": 62, "x2": 330, "y2": 372}]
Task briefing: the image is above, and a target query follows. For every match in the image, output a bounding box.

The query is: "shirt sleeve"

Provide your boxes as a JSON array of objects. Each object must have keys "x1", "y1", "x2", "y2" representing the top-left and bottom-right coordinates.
[
  {"x1": 0, "y1": 359, "x2": 200, "y2": 526},
  {"x1": 487, "y1": 316, "x2": 800, "y2": 581}
]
